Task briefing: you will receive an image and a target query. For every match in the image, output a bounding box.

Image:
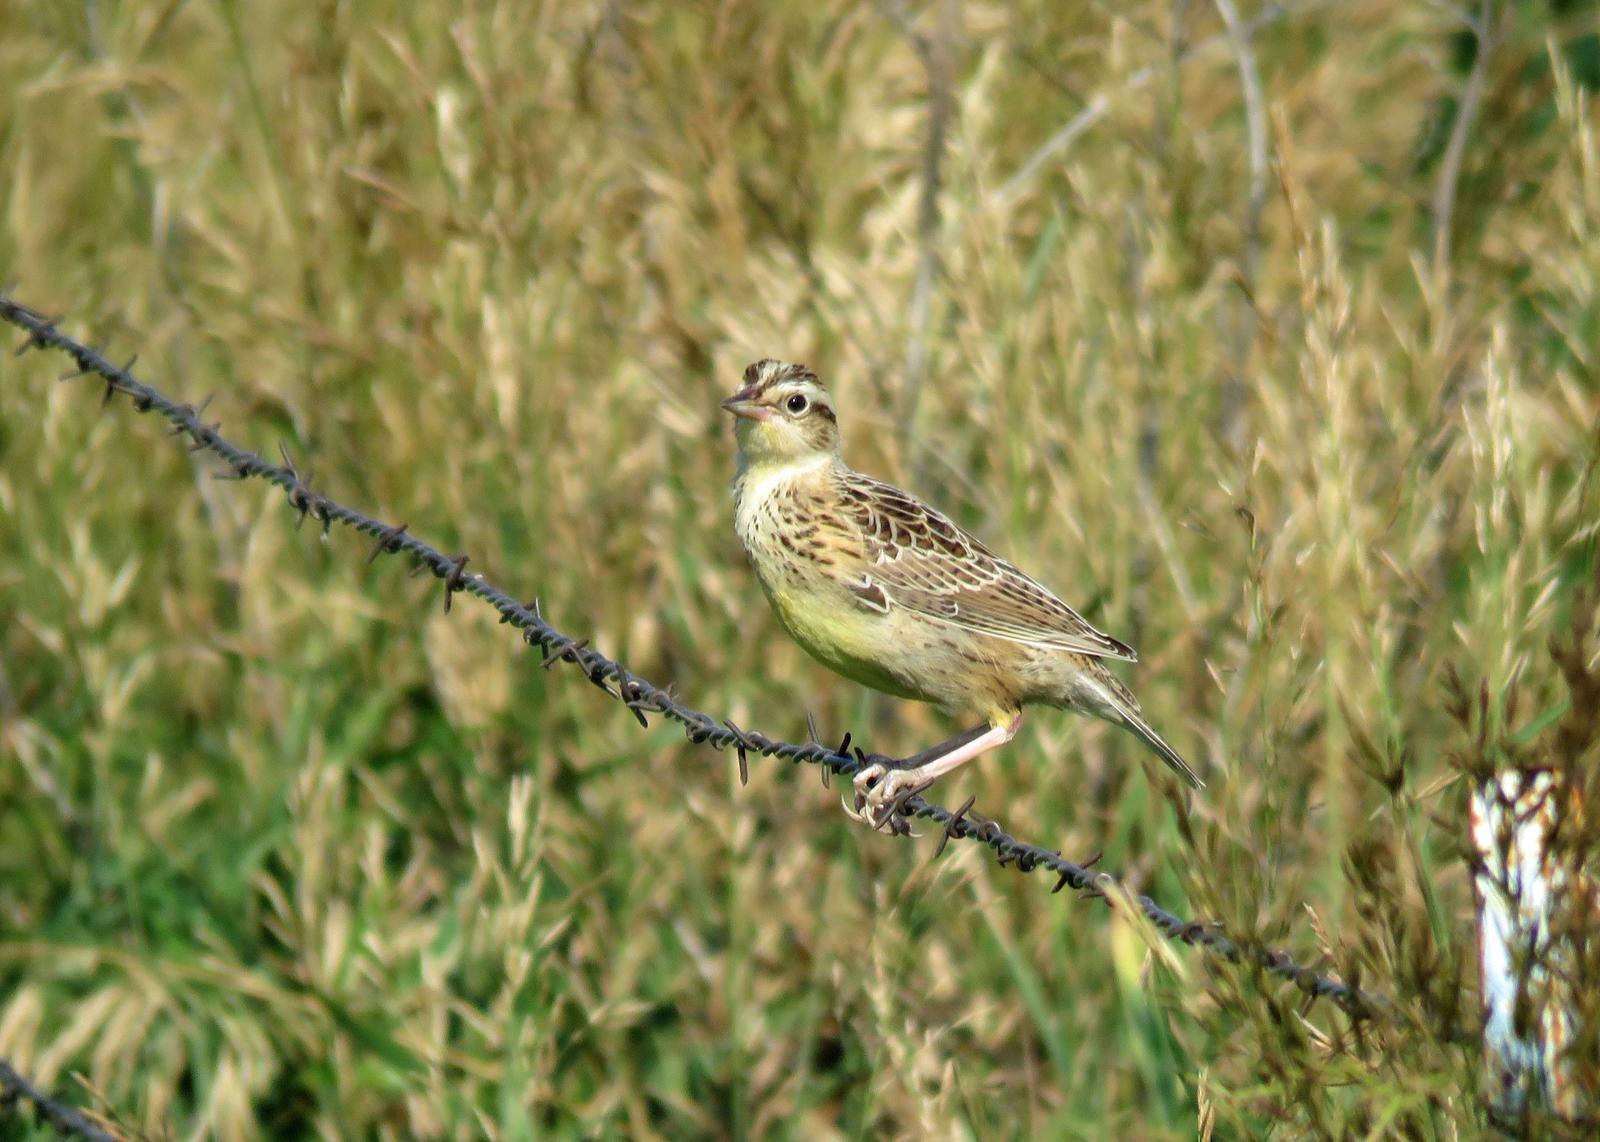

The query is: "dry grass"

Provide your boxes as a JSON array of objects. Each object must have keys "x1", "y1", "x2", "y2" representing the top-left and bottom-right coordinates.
[{"x1": 2, "y1": 1, "x2": 1599, "y2": 1137}]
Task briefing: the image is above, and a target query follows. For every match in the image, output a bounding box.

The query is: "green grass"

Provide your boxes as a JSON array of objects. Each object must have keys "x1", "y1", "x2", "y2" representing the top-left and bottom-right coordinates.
[{"x1": 3, "y1": 0, "x2": 1600, "y2": 1136}]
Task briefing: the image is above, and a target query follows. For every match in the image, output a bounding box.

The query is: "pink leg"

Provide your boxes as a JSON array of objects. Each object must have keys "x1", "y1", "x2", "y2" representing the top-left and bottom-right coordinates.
[{"x1": 848, "y1": 715, "x2": 1023, "y2": 832}]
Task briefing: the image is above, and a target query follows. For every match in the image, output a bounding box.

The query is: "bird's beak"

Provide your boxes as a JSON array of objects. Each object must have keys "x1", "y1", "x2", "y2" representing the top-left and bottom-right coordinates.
[{"x1": 720, "y1": 386, "x2": 771, "y2": 421}]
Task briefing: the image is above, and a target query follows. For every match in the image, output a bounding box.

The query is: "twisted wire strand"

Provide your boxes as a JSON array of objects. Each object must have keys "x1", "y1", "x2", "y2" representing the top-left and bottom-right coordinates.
[
  {"x1": 2, "y1": 294, "x2": 1392, "y2": 1030},
  {"x1": 0, "y1": 1058, "x2": 121, "y2": 1142}
]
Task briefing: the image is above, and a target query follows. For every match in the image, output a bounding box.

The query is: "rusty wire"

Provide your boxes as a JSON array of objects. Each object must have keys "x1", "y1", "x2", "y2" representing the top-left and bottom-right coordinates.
[{"x1": 2, "y1": 294, "x2": 1396, "y2": 1039}]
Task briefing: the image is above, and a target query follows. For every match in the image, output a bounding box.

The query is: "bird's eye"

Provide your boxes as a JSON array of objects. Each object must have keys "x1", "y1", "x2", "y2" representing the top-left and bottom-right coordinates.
[{"x1": 786, "y1": 394, "x2": 809, "y2": 414}]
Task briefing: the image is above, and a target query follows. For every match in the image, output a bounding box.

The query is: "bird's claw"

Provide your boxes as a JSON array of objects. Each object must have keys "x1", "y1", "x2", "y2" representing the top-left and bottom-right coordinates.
[{"x1": 841, "y1": 754, "x2": 922, "y2": 836}]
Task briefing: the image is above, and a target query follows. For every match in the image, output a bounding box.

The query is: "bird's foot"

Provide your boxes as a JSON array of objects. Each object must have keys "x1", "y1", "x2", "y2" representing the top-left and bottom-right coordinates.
[{"x1": 841, "y1": 753, "x2": 925, "y2": 836}]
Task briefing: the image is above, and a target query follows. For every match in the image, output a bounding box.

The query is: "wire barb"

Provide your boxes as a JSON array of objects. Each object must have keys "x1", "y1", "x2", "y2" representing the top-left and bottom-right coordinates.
[
  {"x1": 933, "y1": 794, "x2": 976, "y2": 859},
  {"x1": 12, "y1": 311, "x2": 63, "y2": 356},
  {"x1": 367, "y1": 522, "x2": 410, "y2": 564},
  {"x1": 725, "y1": 719, "x2": 751, "y2": 785},
  {"x1": 442, "y1": 554, "x2": 470, "y2": 613}
]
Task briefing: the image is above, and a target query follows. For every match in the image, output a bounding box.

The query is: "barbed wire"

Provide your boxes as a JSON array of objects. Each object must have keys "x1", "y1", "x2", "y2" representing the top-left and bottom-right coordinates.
[
  {"x1": 2, "y1": 293, "x2": 1397, "y2": 1049},
  {"x1": 0, "y1": 1058, "x2": 121, "y2": 1142}
]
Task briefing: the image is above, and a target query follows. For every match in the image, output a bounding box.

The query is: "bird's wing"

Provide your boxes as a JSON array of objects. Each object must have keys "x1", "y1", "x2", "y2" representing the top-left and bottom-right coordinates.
[{"x1": 832, "y1": 472, "x2": 1137, "y2": 661}]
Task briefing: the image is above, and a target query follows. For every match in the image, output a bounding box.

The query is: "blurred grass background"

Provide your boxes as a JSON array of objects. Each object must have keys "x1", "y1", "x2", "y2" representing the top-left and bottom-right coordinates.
[{"x1": 2, "y1": 0, "x2": 1599, "y2": 1137}]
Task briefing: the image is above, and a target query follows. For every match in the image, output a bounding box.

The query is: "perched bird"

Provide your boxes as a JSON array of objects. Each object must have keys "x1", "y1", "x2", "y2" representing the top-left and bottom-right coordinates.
[{"x1": 722, "y1": 358, "x2": 1203, "y2": 831}]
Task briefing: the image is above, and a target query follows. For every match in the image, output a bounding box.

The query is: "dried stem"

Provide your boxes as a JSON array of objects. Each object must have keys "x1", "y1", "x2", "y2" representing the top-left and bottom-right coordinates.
[
  {"x1": 989, "y1": 1, "x2": 1307, "y2": 211},
  {"x1": 1213, "y1": 0, "x2": 1270, "y2": 448},
  {"x1": 1431, "y1": 0, "x2": 1496, "y2": 281},
  {"x1": 881, "y1": 0, "x2": 957, "y2": 453}
]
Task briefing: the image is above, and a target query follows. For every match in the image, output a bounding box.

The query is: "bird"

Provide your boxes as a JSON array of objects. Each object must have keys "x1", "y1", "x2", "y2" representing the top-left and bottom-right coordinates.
[{"x1": 721, "y1": 358, "x2": 1203, "y2": 832}]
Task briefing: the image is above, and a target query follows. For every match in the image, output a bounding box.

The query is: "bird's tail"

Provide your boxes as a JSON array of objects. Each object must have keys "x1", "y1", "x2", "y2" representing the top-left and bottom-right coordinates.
[
  {"x1": 1086, "y1": 670, "x2": 1205, "y2": 789},
  {"x1": 1115, "y1": 704, "x2": 1205, "y2": 790}
]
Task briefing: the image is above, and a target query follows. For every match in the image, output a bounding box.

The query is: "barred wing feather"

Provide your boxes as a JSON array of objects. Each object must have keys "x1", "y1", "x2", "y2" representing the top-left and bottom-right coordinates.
[{"x1": 836, "y1": 473, "x2": 1137, "y2": 662}]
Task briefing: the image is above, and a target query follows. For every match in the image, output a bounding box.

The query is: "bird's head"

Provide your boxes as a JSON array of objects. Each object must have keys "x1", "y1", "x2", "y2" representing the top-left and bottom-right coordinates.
[{"x1": 721, "y1": 359, "x2": 841, "y2": 467}]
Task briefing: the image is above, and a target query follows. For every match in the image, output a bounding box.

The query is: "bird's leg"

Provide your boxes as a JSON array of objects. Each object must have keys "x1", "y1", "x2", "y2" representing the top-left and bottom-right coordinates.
[{"x1": 847, "y1": 715, "x2": 1022, "y2": 832}]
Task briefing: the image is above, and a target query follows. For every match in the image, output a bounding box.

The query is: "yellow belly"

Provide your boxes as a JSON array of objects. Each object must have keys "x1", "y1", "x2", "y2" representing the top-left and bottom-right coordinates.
[
  {"x1": 766, "y1": 581, "x2": 935, "y2": 702},
  {"x1": 733, "y1": 460, "x2": 1009, "y2": 716}
]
